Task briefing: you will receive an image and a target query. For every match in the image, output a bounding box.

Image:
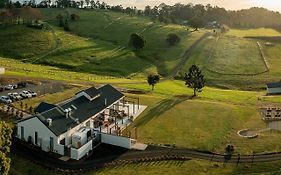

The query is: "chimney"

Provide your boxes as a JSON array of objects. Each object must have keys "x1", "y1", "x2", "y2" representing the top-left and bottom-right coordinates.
[
  {"x1": 104, "y1": 98, "x2": 107, "y2": 106},
  {"x1": 46, "y1": 118, "x2": 52, "y2": 126}
]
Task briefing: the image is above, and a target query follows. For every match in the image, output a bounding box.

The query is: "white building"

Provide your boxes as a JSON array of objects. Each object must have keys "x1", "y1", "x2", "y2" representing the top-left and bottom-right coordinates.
[
  {"x1": 16, "y1": 84, "x2": 146, "y2": 160},
  {"x1": 267, "y1": 82, "x2": 281, "y2": 95}
]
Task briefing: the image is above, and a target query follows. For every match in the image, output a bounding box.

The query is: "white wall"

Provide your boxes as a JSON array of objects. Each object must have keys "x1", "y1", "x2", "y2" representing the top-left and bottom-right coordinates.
[
  {"x1": 101, "y1": 133, "x2": 131, "y2": 149},
  {"x1": 268, "y1": 87, "x2": 281, "y2": 94},
  {"x1": 17, "y1": 117, "x2": 64, "y2": 155},
  {"x1": 70, "y1": 140, "x2": 93, "y2": 160},
  {"x1": 268, "y1": 121, "x2": 281, "y2": 131},
  {"x1": 0, "y1": 68, "x2": 4, "y2": 74}
]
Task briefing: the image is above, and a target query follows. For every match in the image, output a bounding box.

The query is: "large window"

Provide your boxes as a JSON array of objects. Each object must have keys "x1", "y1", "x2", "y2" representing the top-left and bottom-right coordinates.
[
  {"x1": 20, "y1": 126, "x2": 24, "y2": 140},
  {"x1": 35, "y1": 132, "x2": 38, "y2": 145},
  {"x1": 50, "y1": 137, "x2": 54, "y2": 151}
]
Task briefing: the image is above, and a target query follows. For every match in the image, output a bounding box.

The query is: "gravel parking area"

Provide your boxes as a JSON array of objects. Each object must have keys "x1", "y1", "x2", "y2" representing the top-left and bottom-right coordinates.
[{"x1": 0, "y1": 81, "x2": 70, "y2": 98}]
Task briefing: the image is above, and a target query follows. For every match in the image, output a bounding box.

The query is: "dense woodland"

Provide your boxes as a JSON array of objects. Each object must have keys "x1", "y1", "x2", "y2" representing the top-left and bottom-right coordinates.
[{"x1": 1, "y1": 0, "x2": 281, "y2": 31}]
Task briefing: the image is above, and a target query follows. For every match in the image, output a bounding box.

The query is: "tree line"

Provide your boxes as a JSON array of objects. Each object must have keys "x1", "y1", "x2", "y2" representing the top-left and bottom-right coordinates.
[
  {"x1": 3, "y1": 1, "x2": 281, "y2": 31},
  {"x1": 0, "y1": 6, "x2": 42, "y2": 27}
]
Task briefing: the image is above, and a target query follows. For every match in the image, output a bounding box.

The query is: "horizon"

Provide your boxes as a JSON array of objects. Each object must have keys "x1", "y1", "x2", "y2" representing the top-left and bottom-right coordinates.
[{"x1": 103, "y1": 0, "x2": 281, "y2": 12}]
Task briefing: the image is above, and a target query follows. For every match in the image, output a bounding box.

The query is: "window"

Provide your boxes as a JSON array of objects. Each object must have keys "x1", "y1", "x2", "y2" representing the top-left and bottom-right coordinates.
[
  {"x1": 35, "y1": 132, "x2": 38, "y2": 145},
  {"x1": 50, "y1": 137, "x2": 54, "y2": 151},
  {"x1": 20, "y1": 126, "x2": 24, "y2": 140}
]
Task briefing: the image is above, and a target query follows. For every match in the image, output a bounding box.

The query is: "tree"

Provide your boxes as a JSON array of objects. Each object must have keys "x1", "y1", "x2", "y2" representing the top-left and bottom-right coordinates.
[
  {"x1": 64, "y1": 19, "x2": 69, "y2": 31},
  {"x1": 0, "y1": 121, "x2": 13, "y2": 175},
  {"x1": 129, "y1": 33, "x2": 146, "y2": 50},
  {"x1": 184, "y1": 65, "x2": 205, "y2": 96},
  {"x1": 166, "y1": 33, "x2": 180, "y2": 46},
  {"x1": 147, "y1": 74, "x2": 160, "y2": 91},
  {"x1": 70, "y1": 13, "x2": 80, "y2": 21},
  {"x1": 56, "y1": 13, "x2": 64, "y2": 27}
]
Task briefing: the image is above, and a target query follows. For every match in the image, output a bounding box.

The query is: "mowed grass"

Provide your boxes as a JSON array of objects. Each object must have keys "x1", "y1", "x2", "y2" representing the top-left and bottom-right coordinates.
[
  {"x1": 226, "y1": 28, "x2": 281, "y2": 37},
  {"x1": 207, "y1": 36, "x2": 266, "y2": 74},
  {"x1": 0, "y1": 25, "x2": 55, "y2": 59},
  {"x1": 122, "y1": 80, "x2": 281, "y2": 154}
]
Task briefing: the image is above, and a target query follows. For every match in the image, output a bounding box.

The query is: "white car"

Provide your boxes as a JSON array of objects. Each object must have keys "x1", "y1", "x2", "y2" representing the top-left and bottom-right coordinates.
[
  {"x1": 20, "y1": 91, "x2": 32, "y2": 98},
  {"x1": 0, "y1": 96, "x2": 12, "y2": 104},
  {"x1": 27, "y1": 90, "x2": 37, "y2": 97},
  {"x1": 8, "y1": 92, "x2": 22, "y2": 101},
  {"x1": 5, "y1": 85, "x2": 14, "y2": 90}
]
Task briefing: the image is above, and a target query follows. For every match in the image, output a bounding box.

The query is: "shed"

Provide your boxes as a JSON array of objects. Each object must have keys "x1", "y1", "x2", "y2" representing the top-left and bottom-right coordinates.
[{"x1": 267, "y1": 82, "x2": 281, "y2": 95}]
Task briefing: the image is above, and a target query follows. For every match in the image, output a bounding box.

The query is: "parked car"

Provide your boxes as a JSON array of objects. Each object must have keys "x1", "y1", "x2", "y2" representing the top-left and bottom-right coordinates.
[
  {"x1": 0, "y1": 86, "x2": 4, "y2": 92},
  {"x1": 5, "y1": 85, "x2": 14, "y2": 90},
  {"x1": 17, "y1": 82, "x2": 28, "y2": 88},
  {"x1": 0, "y1": 96, "x2": 12, "y2": 104},
  {"x1": 27, "y1": 90, "x2": 37, "y2": 97},
  {"x1": 12, "y1": 84, "x2": 18, "y2": 89},
  {"x1": 8, "y1": 92, "x2": 22, "y2": 101},
  {"x1": 20, "y1": 90, "x2": 32, "y2": 98}
]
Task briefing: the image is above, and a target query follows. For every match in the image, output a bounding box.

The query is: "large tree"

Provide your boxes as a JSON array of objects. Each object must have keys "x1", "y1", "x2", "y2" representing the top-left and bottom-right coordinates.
[
  {"x1": 166, "y1": 33, "x2": 180, "y2": 46},
  {"x1": 0, "y1": 121, "x2": 13, "y2": 175},
  {"x1": 184, "y1": 65, "x2": 205, "y2": 96},
  {"x1": 147, "y1": 74, "x2": 160, "y2": 91},
  {"x1": 129, "y1": 33, "x2": 146, "y2": 50}
]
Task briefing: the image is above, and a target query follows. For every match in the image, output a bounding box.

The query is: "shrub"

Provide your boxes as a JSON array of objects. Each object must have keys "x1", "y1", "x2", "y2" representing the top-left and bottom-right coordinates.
[
  {"x1": 70, "y1": 13, "x2": 80, "y2": 21},
  {"x1": 166, "y1": 33, "x2": 181, "y2": 46},
  {"x1": 129, "y1": 33, "x2": 146, "y2": 50}
]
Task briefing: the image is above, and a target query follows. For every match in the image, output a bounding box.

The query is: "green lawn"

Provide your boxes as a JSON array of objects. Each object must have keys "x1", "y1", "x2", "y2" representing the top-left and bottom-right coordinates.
[{"x1": 226, "y1": 28, "x2": 281, "y2": 37}]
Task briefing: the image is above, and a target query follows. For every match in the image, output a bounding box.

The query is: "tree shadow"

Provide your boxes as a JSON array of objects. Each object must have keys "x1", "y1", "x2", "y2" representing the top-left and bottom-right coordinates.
[{"x1": 134, "y1": 95, "x2": 192, "y2": 127}]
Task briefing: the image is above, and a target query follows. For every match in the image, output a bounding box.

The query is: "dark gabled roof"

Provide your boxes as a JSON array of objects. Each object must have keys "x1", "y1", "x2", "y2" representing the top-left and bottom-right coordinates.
[
  {"x1": 76, "y1": 87, "x2": 101, "y2": 99},
  {"x1": 267, "y1": 82, "x2": 281, "y2": 88},
  {"x1": 34, "y1": 84, "x2": 124, "y2": 136},
  {"x1": 35, "y1": 102, "x2": 57, "y2": 113},
  {"x1": 84, "y1": 87, "x2": 101, "y2": 98}
]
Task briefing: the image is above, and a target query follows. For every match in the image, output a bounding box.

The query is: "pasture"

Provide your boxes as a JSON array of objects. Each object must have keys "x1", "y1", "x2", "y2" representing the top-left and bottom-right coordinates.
[{"x1": 179, "y1": 28, "x2": 281, "y2": 90}]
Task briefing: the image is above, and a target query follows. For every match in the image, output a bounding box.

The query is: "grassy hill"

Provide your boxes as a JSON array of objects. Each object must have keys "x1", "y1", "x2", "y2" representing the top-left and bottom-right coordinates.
[
  {"x1": 0, "y1": 8, "x2": 207, "y2": 77},
  {"x1": 0, "y1": 25, "x2": 55, "y2": 59}
]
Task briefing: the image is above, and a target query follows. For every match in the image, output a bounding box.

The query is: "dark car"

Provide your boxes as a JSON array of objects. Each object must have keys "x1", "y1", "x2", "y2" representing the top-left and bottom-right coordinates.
[
  {"x1": 0, "y1": 87, "x2": 4, "y2": 92},
  {"x1": 17, "y1": 82, "x2": 28, "y2": 88}
]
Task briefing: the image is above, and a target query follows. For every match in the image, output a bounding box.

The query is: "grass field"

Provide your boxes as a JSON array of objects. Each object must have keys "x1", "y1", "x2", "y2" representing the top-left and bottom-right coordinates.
[
  {"x1": 179, "y1": 28, "x2": 281, "y2": 90},
  {"x1": 206, "y1": 36, "x2": 266, "y2": 74}
]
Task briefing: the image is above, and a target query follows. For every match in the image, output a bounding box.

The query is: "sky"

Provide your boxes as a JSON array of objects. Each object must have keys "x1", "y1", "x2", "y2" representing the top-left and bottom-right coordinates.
[{"x1": 103, "y1": 0, "x2": 281, "y2": 12}]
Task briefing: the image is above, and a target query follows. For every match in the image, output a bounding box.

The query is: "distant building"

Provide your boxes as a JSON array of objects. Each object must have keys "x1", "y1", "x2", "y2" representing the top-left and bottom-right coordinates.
[
  {"x1": 0, "y1": 68, "x2": 5, "y2": 74},
  {"x1": 266, "y1": 82, "x2": 281, "y2": 95}
]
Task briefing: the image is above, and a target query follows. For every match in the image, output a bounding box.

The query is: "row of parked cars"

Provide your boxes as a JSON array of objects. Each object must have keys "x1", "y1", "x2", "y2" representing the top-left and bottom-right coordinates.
[
  {"x1": 0, "y1": 82, "x2": 28, "y2": 92},
  {"x1": 0, "y1": 90, "x2": 37, "y2": 104}
]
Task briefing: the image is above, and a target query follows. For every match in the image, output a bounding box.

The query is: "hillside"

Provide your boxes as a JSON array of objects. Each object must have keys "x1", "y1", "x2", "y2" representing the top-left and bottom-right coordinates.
[{"x1": 0, "y1": 8, "x2": 207, "y2": 77}]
